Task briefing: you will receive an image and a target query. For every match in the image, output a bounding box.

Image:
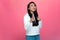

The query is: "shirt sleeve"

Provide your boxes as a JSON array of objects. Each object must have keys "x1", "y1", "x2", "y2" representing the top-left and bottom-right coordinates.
[
  {"x1": 39, "y1": 20, "x2": 42, "y2": 28},
  {"x1": 24, "y1": 16, "x2": 32, "y2": 30}
]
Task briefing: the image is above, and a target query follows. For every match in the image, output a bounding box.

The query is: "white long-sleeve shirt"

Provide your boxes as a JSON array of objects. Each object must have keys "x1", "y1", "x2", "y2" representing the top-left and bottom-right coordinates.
[{"x1": 24, "y1": 13, "x2": 42, "y2": 36}]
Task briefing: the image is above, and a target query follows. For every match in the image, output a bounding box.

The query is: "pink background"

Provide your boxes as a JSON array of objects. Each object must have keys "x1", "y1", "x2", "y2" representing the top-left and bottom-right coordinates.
[{"x1": 0, "y1": 0, "x2": 60, "y2": 40}]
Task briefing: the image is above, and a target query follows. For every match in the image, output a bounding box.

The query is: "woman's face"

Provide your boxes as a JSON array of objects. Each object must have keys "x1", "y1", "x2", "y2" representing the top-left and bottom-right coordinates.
[{"x1": 28, "y1": 3, "x2": 37, "y2": 12}]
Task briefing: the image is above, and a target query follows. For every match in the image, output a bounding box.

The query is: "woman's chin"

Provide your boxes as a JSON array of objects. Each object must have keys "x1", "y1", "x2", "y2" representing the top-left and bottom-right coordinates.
[{"x1": 32, "y1": 10, "x2": 36, "y2": 12}]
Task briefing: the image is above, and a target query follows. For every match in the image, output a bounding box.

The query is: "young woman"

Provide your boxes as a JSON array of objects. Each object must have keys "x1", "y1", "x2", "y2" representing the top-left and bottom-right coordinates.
[{"x1": 24, "y1": 1, "x2": 42, "y2": 40}]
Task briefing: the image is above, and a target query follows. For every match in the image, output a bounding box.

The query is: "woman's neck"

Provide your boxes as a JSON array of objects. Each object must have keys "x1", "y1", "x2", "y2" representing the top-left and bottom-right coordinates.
[{"x1": 30, "y1": 11, "x2": 34, "y2": 15}]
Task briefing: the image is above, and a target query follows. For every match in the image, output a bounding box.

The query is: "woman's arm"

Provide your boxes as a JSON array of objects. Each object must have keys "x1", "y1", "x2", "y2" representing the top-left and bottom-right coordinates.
[
  {"x1": 37, "y1": 17, "x2": 42, "y2": 28},
  {"x1": 24, "y1": 16, "x2": 32, "y2": 30},
  {"x1": 39, "y1": 20, "x2": 42, "y2": 28}
]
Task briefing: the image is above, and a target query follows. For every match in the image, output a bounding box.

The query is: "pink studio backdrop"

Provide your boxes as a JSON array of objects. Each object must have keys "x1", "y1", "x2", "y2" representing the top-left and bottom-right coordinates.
[{"x1": 0, "y1": 0, "x2": 60, "y2": 40}]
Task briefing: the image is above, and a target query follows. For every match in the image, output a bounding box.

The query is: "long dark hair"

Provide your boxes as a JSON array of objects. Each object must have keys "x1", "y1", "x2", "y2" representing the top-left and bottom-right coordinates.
[{"x1": 27, "y1": 1, "x2": 39, "y2": 26}]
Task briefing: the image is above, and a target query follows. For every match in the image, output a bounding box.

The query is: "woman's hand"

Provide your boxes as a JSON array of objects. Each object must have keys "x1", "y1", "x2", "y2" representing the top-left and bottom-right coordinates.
[
  {"x1": 37, "y1": 17, "x2": 41, "y2": 21},
  {"x1": 30, "y1": 18, "x2": 35, "y2": 23}
]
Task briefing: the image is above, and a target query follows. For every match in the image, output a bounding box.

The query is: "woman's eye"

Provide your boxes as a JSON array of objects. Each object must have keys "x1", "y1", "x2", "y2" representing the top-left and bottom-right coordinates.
[{"x1": 31, "y1": 5, "x2": 33, "y2": 6}]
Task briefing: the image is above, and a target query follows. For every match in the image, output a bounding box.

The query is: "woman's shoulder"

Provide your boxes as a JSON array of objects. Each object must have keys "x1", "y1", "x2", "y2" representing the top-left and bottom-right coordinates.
[{"x1": 24, "y1": 13, "x2": 29, "y2": 18}]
